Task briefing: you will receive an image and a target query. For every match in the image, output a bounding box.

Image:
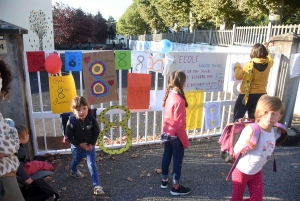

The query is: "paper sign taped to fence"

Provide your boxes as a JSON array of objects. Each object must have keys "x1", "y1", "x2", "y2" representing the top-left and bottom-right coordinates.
[
  {"x1": 132, "y1": 51, "x2": 149, "y2": 73},
  {"x1": 127, "y1": 73, "x2": 151, "y2": 109},
  {"x1": 204, "y1": 102, "x2": 221, "y2": 130},
  {"x1": 82, "y1": 51, "x2": 118, "y2": 104},
  {"x1": 49, "y1": 73, "x2": 76, "y2": 114},
  {"x1": 185, "y1": 90, "x2": 205, "y2": 129},
  {"x1": 149, "y1": 90, "x2": 164, "y2": 111},
  {"x1": 167, "y1": 52, "x2": 227, "y2": 92},
  {"x1": 290, "y1": 53, "x2": 300, "y2": 78},
  {"x1": 115, "y1": 50, "x2": 131, "y2": 70},
  {"x1": 65, "y1": 51, "x2": 82, "y2": 71},
  {"x1": 26, "y1": 51, "x2": 46, "y2": 72}
]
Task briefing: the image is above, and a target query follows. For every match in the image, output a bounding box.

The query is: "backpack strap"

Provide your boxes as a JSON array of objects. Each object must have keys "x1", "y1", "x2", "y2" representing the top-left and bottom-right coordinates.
[{"x1": 226, "y1": 123, "x2": 261, "y2": 180}]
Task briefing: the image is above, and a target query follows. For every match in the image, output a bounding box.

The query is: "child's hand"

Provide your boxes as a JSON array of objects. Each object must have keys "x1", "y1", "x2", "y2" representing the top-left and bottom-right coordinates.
[
  {"x1": 25, "y1": 177, "x2": 33, "y2": 184},
  {"x1": 87, "y1": 144, "x2": 93, "y2": 152},
  {"x1": 79, "y1": 143, "x2": 89, "y2": 150}
]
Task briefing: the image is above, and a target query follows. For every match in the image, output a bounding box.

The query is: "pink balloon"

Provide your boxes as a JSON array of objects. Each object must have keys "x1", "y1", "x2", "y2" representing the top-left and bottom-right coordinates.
[{"x1": 45, "y1": 53, "x2": 62, "y2": 74}]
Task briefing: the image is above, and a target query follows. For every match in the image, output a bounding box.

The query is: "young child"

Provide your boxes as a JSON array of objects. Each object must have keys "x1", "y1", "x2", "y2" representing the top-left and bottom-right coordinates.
[
  {"x1": 231, "y1": 95, "x2": 284, "y2": 201},
  {"x1": 160, "y1": 70, "x2": 191, "y2": 195},
  {"x1": 233, "y1": 43, "x2": 274, "y2": 122},
  {"x1": 65, "y1": 96, "x2": 104, "y2": 195},
  {"x1": 16, "y1": 124, "x2": 61, "y2": 184}
]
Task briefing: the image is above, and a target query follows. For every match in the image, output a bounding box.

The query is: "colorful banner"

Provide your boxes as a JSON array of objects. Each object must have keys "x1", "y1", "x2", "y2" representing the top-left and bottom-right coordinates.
[
  {"x1": 65, "y1": 51, "x2": 82, "y2": 71},
  {"x1": 26, "y1": 51, "x2": 45, "y2": 72},
  {"x1": 115, "y1": 50, "x2": 131, "y2": 70},
  {"x1": 82, "y1": 51, "x2": 118, "y2": 104},
  {"x1": 185, "y1": 90, "x2": 205, "y2": 129},
  {"x1": 127, "y1": 73, "x2": 151, "y2": 109},
  {"x1": 49, "y1": 73, "x2": 76, "y2": 114}
]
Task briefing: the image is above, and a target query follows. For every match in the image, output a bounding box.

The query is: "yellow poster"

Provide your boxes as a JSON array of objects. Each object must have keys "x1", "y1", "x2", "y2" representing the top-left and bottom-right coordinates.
[
  {"x1": 49, "y1": 74, "x2": 76, "y2": 114},
  {"x1": 185, "y1": 90, "x2": 205, "y2": 129}
]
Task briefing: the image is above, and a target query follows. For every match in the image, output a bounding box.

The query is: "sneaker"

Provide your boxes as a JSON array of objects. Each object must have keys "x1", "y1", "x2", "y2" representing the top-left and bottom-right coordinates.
[
  {"x1": 69, "y1": 170, "x2": 85, "y2": 178},
  {"x1": 51, "y1": 159, "x2": 61, "y2": 173},
  {"x1": 94, "y1": 185, "x2": 105, "y2": 195},
  {"x1": 161, "y1": 179, "x2": 170, "y2": 189},
  {"x1": 170, "y1": 185, "x2": 191, "y2": 195}
]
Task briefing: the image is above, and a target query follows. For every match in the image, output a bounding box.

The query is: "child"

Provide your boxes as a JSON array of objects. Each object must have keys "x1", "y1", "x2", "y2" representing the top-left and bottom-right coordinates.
[
  {"x1": 160, "y1": 70, "x2": 191, "y2": 195},
  {"x1": 231, "y1": 95, "x2": 284, "y2": 201},
  {"x1": 233, "y1": 43, "x2": 274, "y2": 122},
  {"x1": 65, "y1": 96, "x2": 104, "y2": 195},
  {"x1": 16, "y1": 124, "x2": 61, "y2": 184}
]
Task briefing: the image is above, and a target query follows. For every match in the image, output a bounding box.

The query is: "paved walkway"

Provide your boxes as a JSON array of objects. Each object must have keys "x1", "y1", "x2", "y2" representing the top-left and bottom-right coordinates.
[{"x1": 46, "y1": 125, "x2": 300, "y2": 201}]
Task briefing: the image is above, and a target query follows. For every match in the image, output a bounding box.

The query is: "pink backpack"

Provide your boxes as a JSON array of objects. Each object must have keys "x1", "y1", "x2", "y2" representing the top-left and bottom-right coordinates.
[{"x1": 219, "y1": 118, "x2": 288, "y2": 180}]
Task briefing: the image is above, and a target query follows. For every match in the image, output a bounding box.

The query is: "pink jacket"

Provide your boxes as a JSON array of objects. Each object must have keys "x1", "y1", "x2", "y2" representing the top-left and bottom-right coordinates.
[{"x1": 163, "y1": 91, "x2": 189, "y2": 148}]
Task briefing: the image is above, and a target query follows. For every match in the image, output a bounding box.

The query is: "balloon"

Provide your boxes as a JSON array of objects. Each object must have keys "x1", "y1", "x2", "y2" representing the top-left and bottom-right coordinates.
[
  {"x1": 45, "y1": 53, "x2": 62, "y2": 74},
  {"x1": 160, "y1": 39, "x2": 172, "y2": 54}
]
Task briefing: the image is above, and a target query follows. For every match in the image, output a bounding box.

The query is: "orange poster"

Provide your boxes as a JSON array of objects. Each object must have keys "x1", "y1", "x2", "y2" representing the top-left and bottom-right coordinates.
[
  {"x1": 127, "y1": 73, "x2": 151, "y2": 109},
  {"x1": 82, "y1": 51, "x2": 118, "y2": 104}
]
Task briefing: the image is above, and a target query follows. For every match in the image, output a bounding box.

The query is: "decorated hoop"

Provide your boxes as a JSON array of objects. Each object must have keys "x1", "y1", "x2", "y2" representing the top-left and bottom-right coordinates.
[{"x1": 98, "y1": 105, "x2": 132, "y2": 154}]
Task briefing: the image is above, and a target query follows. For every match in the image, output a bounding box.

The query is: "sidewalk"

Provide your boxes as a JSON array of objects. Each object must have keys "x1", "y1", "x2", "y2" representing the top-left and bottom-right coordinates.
[{"x1": 46, "y1": 125, "x2": 300, "y2": 201}]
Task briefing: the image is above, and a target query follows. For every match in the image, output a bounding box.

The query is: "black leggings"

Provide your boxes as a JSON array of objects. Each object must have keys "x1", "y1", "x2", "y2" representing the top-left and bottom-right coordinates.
[{"x1": 233, "y1": 93, "x2": 265, "y2": 122}]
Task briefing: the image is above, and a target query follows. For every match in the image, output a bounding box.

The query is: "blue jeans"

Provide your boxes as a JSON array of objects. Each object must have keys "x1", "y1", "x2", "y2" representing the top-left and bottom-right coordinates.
[
  {"x1": 161, "y1": 138, "x2": 184, "y2": 184},
  {"x1": 71, "y1": 144, "x2": 100, "y2": 187}
]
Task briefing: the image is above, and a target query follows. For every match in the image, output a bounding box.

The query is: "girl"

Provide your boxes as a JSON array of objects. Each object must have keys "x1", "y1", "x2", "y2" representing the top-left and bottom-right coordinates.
[
  {"x1": 65, "y1": 96, "x2": 104, "y2": 195},
  {"x1": 160, "y1": 70, "x2": 191, "y2": 195},
  {"x1": 16, "y1": 124, "x2": 61, "y2": 184},
  {"x1": 231, "y1": 95, "x2": 284, "y2": 201},
  {"x1": 233, "y1": 43, "x2": 274, "y2": 122},
  {"x1": 0, "y1": 59, "x2": 24, "y2": 201}
]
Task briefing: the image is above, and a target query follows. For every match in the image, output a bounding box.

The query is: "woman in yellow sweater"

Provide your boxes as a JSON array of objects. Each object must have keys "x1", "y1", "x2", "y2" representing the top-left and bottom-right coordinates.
[{"x1": 233, "y1": 43, "x2": 274, "y2": 122}]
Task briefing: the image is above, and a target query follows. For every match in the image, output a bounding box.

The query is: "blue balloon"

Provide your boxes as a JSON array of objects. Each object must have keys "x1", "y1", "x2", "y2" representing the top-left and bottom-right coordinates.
[{"x1": 160, "y1": 39, "x2": 172, "y2": 54}]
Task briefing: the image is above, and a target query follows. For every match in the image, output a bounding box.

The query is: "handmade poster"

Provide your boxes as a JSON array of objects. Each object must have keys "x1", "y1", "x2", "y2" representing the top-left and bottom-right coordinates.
[
  {"x1": 115, "y1": 50, "x2": 131, "y2": 70},
  {"x1": 82, "y1": 51, "x2": 118, "y2": 104},
  {"x1": 290, "y1": 53, "x2": 300, "y2": 78},
  {"x1": 231, "y1": 62, "x2": 244, "y2": 81},
  {"x1": 132, "y1": 51, "x2": 149, "y2": 73},
  {"x1": 185, "y1": 90, "x2": 205, "y2": 130},
  {"x1": 65, "y1": 51, "x2": 82, "y2": 71},
  {"x1": 167, "y1": 52, "x2": 227, "y2": 92},
  {"x1": 149, "y1": 90, "x2": 164, "y2": 111},
  {"x1": 127, "y1": 73, "x2": 151, "y2": 109},
  {"x1": 204, "y1": 102, "x2": 221, "y2": 130},
  {"x1": 26, "y1": 51, "x2": 45, "y2": 72},
  {"x1": 162, "y1": 54, "x2": 175, "y2": 75},
  {"x1": 147, "y1": 55, "x2": 164, "y2": 73},
  {"x1": 49, "y1": 73, "x2": 76, "y2": 114}
]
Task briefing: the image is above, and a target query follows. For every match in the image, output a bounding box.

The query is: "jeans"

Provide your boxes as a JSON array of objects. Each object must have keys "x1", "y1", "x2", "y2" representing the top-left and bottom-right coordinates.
[
  {"x1": 71, "y1": 144, "x2": 100, "y2": 187},
  {"x1": 161, "y1": 138, "x2": 184, "y2": 184},
  {"x1": 233, "y1": 93, "x2": 265, "y2": 122}
]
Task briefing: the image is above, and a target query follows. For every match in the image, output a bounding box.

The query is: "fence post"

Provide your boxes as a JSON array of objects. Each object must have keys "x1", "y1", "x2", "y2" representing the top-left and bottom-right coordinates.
[
  {"x1": 231, "y1": 24, "x2": 236, "y2": 45},
  {"x1": 181, "y1": 31, "x2": 184, "y2": 43},
  {"x1": 266, "y1": 22, "x2": 272, "y2": 42},
  {"x1": 172, "y1": 31, "x2": 175, "y2": 42},
  {"x1": 193, "y1": 29, "x2": 196, "y2": 43},
  {"x1": 208, "y1": 28, "x2": 212, "y2": 44}
]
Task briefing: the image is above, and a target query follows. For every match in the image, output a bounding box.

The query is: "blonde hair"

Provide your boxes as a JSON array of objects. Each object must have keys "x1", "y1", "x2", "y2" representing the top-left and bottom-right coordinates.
[
  {"x1": 15, "y1": 124, "x2": 29, "y2": 139},
  {"x1": 255, "y1": 95, "x2": 284, "y2": 122},
  {"x1": 162, "y1": 71, "x2": 188, "y2": 107}
]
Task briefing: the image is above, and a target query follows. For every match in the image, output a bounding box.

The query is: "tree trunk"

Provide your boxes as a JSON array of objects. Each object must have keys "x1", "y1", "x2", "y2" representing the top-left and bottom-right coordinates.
[
  {"x1": 39, "y1": 38, "x2": 43, "y2": 50},
  {"x1": 268, "y1": 0, "x2": 284, "y2": 25}
]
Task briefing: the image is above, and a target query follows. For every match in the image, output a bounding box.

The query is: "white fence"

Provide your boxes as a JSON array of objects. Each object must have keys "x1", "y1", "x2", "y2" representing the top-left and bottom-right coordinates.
[{"x1": 24, "y1": 48, "x2": 282, "y2": 156}]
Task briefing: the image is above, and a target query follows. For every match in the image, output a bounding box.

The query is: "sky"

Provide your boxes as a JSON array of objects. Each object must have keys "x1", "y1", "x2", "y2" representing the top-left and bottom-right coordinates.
[{"x1": 52, "y1": 0, "x2": 133, "y2": 20}]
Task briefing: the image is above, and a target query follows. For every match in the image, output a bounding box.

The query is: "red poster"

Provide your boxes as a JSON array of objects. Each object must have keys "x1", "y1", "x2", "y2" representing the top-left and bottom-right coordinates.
[
  {"x1": 127, "y1": 73, "x2": 151, "y2": 109},
  {"x1": 26, "y1": 51, "x2": 46, "y2": 72}
]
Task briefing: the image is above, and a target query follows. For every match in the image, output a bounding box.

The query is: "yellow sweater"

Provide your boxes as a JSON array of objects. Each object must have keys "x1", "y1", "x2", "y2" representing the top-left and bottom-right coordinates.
[{"x1": 234, "y1": 53, "x2": 274, "y2": 94}]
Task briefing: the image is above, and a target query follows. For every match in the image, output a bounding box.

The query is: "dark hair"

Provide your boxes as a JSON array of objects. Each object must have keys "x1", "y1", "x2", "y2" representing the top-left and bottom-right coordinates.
[
  {"x1": 15, "y1": 124, "x2": 29, "y2": 139},
  {"x1": 250, "y1": 43, "x2": 268, "y2": 59},
  {"x1": 0, "y1": 59, "x2": 13, "y2": 99},
  {"x1": 162, "y1": 71, "x2": 188, "y2": 107},
  {"x1": 71, "y1": 96, "x2": 92, "y2": 113}
]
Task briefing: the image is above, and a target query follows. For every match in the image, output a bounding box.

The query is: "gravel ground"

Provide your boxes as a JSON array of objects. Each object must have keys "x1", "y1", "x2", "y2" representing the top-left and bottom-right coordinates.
[{"x1": 40, "y1": 123, "x2": 300, "y2": 201}]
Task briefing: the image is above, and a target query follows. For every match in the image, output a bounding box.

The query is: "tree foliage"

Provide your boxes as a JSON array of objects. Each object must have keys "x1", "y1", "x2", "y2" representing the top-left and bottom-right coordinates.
[{"x1": 107, "y1": 16, "x2": 117, "y2": 41}]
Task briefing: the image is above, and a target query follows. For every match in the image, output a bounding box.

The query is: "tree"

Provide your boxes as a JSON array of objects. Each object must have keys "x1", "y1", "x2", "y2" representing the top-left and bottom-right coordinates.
[
  {"x1": 136, "y1": 0, "x2": 168, "y2": 33},
  {"x1": 107, "y1": 16, "x2": 116, "y2": 43},
  {"x1": 116, "y1": 2, "x2": 150, "y2": 35},
  {"x1": 29, "y1": 10, "x2": 48, "y2": 50},
  {"x1": 93, "y1": 12, "x2": 108, "y2": 43}
]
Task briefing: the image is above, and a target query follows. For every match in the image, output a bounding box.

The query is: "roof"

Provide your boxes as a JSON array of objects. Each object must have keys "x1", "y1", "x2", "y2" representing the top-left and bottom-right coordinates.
[{"x1": 0, "y1": 19, "x2": 28, "y2": 35}]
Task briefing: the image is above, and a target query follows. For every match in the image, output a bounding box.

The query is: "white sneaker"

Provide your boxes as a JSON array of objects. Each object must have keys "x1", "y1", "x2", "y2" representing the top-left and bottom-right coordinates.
[
  {"x1": 94, "y1": 185, "x2": 105, "y2": 195},
  {"x1": 69, "y1": 170, "x2": 85, "y2": 178}
]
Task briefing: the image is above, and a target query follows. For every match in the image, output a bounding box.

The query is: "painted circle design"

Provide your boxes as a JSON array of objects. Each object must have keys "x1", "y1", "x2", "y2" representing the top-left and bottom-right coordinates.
[
  {"x1": 90, "y1": 80, "x2": 108, "y2": 97},
  {"x1": 98, "y1": 106, "x2": 132, "y2": 154},
  {"x1": 89, "y1": 61, "x2": 106, "y2": 76}
]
